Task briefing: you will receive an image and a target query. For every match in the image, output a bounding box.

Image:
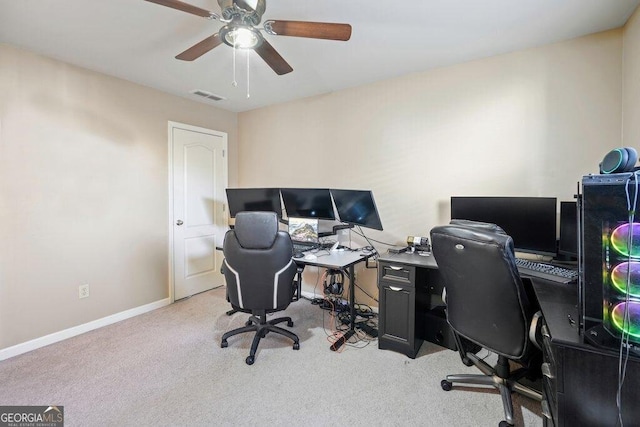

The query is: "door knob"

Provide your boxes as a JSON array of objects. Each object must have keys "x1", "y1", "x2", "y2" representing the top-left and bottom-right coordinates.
[{"x1": 176, "y1": 220, "x2": 184, "y2": 226}]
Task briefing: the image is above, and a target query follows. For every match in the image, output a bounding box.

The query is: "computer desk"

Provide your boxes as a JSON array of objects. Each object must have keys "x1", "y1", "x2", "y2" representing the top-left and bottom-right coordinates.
[
  {"x1": 294, "y1": 248, "x2": 376, "y2": 351},
  {"x1": 376, "y1": 250, "x2": 640, "y2": 425},
  {"x1": 532, "y1": 279, "x2": 640, "y2": 426}
]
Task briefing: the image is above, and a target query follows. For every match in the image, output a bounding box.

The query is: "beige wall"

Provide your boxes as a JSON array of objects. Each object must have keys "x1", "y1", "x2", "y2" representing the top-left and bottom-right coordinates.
[
  {"x1": 624, "y1": 5, "x2": 640, "y2": 143},
  {"x1": 239, "y1": 30, "x2": 623, "y2": 305},
  {"x1": 2, "y1": 18, "x2": 636, "y2": 352},
  {"x1": 0, "y1": 44, "x2": 238, "y2": 350}
]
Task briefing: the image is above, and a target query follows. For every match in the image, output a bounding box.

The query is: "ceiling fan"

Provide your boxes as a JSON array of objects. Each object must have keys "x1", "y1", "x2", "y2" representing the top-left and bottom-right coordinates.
[{"x1": 145, "y1": 0, "x2": 352, "y2": 75}]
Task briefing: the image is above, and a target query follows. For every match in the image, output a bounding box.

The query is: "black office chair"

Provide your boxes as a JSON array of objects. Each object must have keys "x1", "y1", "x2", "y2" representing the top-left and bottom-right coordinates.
[
  {"x1": 430, "y1": 221, "x2": 542, "y2": 427},
  {"x1": 221, "y1": 211, "x2": 300, "y2": 365}
]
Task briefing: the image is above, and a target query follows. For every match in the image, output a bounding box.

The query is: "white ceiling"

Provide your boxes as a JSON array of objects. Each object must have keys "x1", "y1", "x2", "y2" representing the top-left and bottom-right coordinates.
[{"x1": 1, "y1": 0, "x2": 639, "y2": 113}]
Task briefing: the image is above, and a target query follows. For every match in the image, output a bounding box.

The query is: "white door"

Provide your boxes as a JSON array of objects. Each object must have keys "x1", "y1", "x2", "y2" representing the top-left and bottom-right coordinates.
[{"x1": 170, "y1": 122, "x2": 228, "y2": 300}]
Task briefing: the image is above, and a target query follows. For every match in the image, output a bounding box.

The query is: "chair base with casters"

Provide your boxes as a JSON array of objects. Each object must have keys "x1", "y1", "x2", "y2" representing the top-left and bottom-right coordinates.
[
  {"x1": 221, "y1": 309, "x2": 300, "y2": 365},
  {"x1": 440, "y1": 351, "x2": 542, "y2": 427}
]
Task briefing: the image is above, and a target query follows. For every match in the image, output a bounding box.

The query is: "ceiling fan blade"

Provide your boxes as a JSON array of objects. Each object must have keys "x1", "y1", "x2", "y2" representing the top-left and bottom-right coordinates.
[
  {"x1": 144, "y1": 0, "x2": 216, "y2": 18},
  {"x1": 176, "y1": 34, "x2": 223, "y2": 61},
  {"x1": 264, "y1": 20, "x2": 352, "y2": 41},
  {"x1": 254, "y1": 39, "x2": 293, "y2": 75}
]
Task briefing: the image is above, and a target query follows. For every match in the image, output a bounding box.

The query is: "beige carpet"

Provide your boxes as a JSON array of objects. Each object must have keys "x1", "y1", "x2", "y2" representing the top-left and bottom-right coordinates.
[{"x1": 0, "y1": 287, "x2": 543, "y2": 426}]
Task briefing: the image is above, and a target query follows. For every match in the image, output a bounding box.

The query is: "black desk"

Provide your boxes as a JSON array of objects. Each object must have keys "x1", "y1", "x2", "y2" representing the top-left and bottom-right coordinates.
[
  {"x1": 378, "y1": 251, "x2": 640, "y2": 426},
  {"x1": 532, "y1": 279, "x2": 640, "y2": 426},
  {"x1": 294, "y1": 249, "x2": 375, "y2": 351}
]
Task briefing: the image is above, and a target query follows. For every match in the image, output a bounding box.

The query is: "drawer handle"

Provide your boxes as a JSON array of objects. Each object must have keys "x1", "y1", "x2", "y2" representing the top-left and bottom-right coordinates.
[
  {"x1": 389, "y1": 286, "x2": 403, "y2": 291},
  {"x1": 542, "y1": 362, "x2": 554, "y2": 379},
  {"x1": 389, "y1": 266, "x2": 403, "y2": 271}
]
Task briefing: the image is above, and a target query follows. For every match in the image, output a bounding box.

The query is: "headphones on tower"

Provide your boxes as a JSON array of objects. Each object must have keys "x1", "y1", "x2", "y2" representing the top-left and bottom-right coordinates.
[{"x1": 600, "y1": 147, "x2": 639, "y2": 174}]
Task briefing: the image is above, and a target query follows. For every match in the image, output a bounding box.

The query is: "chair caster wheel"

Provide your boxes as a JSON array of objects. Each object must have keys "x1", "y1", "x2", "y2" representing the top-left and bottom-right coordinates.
[
  {"x1": 221, "y1": 340, "x2": 228, "y2": 348},
  {"x1": 462, "y1": 357, "x2": 473, "y2": 367},
  {"x1": 245, "y1": 320, "x2": 252, "y2": 326},
  {"x1": 245, "y1": 356, "x2": 255, "y2": 365},
  {"x1": 287, "y1": 320, "x2": 294, "y2": 327},
  {"x1": 499, "y1": 421, "x2": 513, "y2": 427},
  {"x1": 441, "y1": 380, "x2": 453, "y2": 391},
  {"x1": 293, "y1": 342, "x2": 300, "y2": 350}
]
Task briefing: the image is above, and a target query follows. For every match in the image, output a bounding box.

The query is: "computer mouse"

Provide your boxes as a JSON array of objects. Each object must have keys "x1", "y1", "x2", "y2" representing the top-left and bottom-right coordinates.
[
  {"x1": 293, "y1": 252, "x2": 304, "y2": 259},
  {"x1": 304, "y1": 254, "x2": 317, "y2": 260}
]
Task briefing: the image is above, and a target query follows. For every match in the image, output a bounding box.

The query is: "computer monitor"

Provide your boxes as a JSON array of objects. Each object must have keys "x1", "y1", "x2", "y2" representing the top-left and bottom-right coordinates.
[
  {"x1": 558, "y1": 201, "x2": 578, "y2": 258},
  {"x1": 330, "y1": 189, "x2": 384, "y2": 231},
  {"x1": 226, "y1": 188, "x2": 282, "y2": 218},
  {"x1": 450, "y1": 196, "x2": 557, "y2": 256},
  {"x1": 281, "y1": 188, "x2": 335, "y2": 220},
  {"x1": 287, "y1": 217, "x2": 320, "y2": 245}
]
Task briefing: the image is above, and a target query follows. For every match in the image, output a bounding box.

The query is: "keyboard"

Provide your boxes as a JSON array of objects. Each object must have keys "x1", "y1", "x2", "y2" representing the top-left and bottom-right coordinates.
[
  {"x1": 293, "y1": 243, "x2": 318, "y2": 253},
  {"x1": 515, "y1": 258, "x2": 578, "y2": 284}
]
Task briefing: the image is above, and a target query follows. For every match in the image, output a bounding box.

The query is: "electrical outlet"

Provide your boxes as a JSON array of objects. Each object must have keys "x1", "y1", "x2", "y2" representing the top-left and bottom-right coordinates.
[{"x1": 79, "y1": 284, "x2": 90, "y2": 299}]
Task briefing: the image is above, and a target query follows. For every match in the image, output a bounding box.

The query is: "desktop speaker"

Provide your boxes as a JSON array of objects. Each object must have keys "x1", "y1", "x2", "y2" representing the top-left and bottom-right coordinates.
[
  {"x1": 582, "y1": 173, "x2": 640, "y2": 349},
  {"x1": 600, "y1": 147, "x2": 638, "y2": 174}
]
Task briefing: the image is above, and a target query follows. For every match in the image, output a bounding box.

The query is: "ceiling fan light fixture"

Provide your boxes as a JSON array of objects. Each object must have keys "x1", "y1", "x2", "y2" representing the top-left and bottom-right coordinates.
[{"x1": 220, "y1": 25, "x2": 262, "y2": 49}]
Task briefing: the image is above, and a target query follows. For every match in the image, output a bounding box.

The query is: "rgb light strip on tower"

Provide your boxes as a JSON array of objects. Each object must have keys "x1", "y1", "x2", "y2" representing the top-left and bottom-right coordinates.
[
  {"x1": 610, "y1": 223, "x2": 640, "y2": 257},
  {"x1": 610, "y1": 302, "x2": 640, "y2": 339},
  {"x1": 605, "y1": 222, "x2": 640, "y2": 342}
]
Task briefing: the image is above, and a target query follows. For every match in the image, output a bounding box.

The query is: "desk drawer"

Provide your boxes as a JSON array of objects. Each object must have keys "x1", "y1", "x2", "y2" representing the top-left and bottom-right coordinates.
[{"x1": 379, "y1": 263, "x2": 415, "y2": 286}]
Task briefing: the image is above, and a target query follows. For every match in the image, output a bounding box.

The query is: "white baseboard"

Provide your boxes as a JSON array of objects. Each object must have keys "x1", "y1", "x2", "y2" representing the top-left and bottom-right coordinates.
[{"x1": 0, "y1": 298, "x2": 171, "y2": 361}]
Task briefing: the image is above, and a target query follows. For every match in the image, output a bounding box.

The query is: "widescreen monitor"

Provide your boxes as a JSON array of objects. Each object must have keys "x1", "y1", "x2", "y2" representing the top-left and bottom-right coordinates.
[
  {"x1": 450, "y1": 196, "x2": 557, "y2": 256},
  {"x1": 331, "y1": 189, "x2": 383, "y2": 231},
  {"x1": 226, "y1": 188, "x2": 282, "y2": 218},
  {"x1": 281, "y1": 188, "x2": 335, "y2": 220},
  {"x1": 558, "y1": 201, "x2": 578, "y2": 258}
]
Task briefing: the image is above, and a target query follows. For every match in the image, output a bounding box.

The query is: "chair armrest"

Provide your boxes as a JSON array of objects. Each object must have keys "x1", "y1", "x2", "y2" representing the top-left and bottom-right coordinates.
[{"x1": 528, "y1": 311, "x2": 543, "y2": 350}]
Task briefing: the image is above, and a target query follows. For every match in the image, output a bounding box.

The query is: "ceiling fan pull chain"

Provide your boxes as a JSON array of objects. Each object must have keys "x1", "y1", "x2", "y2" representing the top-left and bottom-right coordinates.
[
  {"x1": 232, "y1": 44, "x2": 238, "y2": 87},
  {"x1": 246, "y1": 49, "x2": 250, "y2": 99}
]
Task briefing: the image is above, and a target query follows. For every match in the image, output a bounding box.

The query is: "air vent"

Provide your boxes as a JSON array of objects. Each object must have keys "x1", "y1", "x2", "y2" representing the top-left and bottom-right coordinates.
[{"x1": 190, "y1": 89, "x2": 226, "y2": 101}]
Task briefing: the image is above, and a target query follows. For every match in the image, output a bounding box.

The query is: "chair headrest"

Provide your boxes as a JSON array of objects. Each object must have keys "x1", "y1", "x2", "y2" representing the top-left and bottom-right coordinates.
[
  {"x1": 432, "y1": 223, "x2": 513, "y2": 253},
  {"x1": 449, "y1": 219, "x2": 506, "y2": 235},
  {"x1": 234, "y1": 211, "x2": 279, "y2": 249}
]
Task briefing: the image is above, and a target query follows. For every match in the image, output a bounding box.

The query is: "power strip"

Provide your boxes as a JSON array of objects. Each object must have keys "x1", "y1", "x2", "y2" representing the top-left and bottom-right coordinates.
[{"x1": 357, "y1": 323, "x2": 378, "y2": 338}]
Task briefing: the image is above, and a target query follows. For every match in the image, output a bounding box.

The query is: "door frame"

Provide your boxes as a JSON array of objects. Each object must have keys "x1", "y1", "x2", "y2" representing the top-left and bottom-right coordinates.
[{"x1": 168, "y1": 121, "x2": 228, "y2": 303}]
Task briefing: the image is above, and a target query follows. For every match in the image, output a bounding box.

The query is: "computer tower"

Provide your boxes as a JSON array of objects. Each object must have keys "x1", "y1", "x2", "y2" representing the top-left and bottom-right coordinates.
[{"x1": 582, "y1": 173, "x2": 640, "y2": 350}]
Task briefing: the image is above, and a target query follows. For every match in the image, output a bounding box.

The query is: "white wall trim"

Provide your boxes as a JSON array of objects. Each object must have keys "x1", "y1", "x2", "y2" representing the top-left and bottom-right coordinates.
[
  {"x1": 0, "y1": 298, "x2": 171, "y2": 361},
  {"x1": 167, "y1": 121, "x2": 229, "y2": 303}
]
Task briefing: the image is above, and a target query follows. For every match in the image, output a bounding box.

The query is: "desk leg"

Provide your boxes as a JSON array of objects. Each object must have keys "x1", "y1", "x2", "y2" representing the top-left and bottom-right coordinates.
[{"x1": 330, "y1": 265, "x2": 356, "y2": 351}]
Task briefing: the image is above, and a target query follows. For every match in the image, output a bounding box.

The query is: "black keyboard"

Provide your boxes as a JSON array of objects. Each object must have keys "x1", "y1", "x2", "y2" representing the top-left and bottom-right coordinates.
[
  {"x1": 515, "y1": 258, "x2": 578, "y2": 284},
  {"x1": 293, "y1": 243, "x2": 318, "y2": 253}
]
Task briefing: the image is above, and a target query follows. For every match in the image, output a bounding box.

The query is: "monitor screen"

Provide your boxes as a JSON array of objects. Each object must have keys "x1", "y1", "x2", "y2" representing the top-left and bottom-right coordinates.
[
  {"x1": 288, "y1": 217, "x2": 319, "y2": 244},
  {"x1": 226, "y1": 188, "x2": 282, "y2": 218},
  {"x1": 281, "y1": 188, "x2": 335, "y2": 220},
  {"x1": 450, "y1": 196, "x2": 557, "y2": 256},
  {"x1": 558, "y1": 201, "x2": 578, "y2": 258},
  {"x1": 331, "y1": 189, "x2": 383, "y2": 231}
]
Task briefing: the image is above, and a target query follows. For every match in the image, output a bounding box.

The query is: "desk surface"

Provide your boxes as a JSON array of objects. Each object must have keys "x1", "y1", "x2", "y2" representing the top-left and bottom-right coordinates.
[
  {"x1": 294, "y1": 248, "x2": 373, "y2": 269},
  {"x1": 378, "y1": 251, "x2": 438, "y2": 268},
  {"x1": 530, "y1": 280, "x2": 582, "y2": 346}
]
